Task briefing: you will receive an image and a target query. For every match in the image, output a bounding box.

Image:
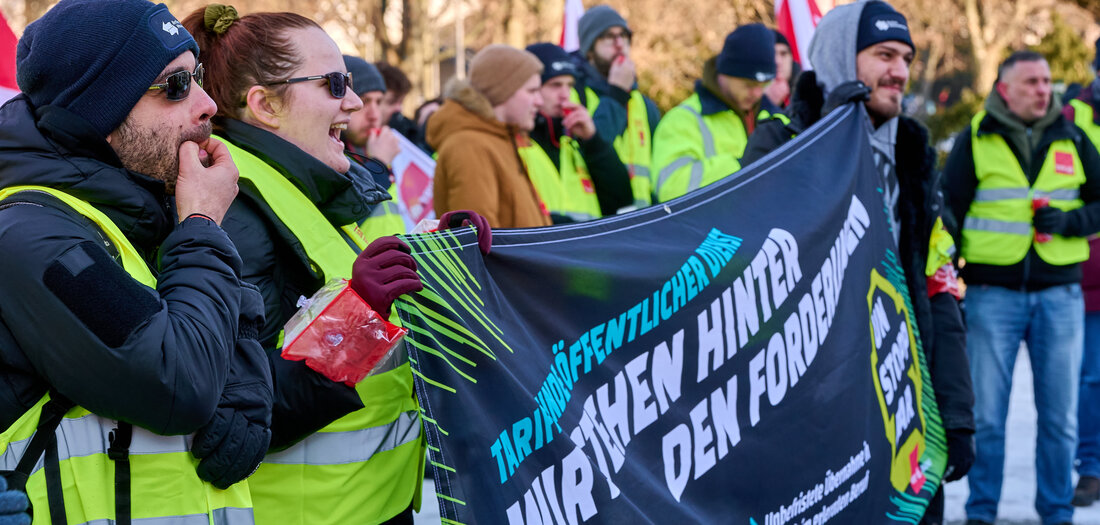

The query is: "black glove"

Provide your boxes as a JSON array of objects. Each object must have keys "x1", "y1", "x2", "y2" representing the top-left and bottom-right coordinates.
[
  {"x1": 0, "y1": 475, "x2": 30, "y2": 525},
  {"x1": 943, "y1": 428, "x2": 975, "y2": 482},
  {"x1": 1034, "y1": 206, "x2": 1072, "y2": 235},
  {"x1": 191, "y1": 284, "x2": 274, "y2": 489},
  {"x1": 823, "y1": 81, "x2": 871, "y2": 116}
]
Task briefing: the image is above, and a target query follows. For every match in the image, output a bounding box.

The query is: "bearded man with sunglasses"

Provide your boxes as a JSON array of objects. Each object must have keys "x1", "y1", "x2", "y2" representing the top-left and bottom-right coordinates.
[{"x1": 0, "y1": 0, "x2": 273, "y2": 523}]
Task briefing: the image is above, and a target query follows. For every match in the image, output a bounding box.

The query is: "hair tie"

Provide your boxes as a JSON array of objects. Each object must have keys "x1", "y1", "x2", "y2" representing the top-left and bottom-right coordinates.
[{"x1": 204, "y1": 4, "x2": 239, "y2": 35}]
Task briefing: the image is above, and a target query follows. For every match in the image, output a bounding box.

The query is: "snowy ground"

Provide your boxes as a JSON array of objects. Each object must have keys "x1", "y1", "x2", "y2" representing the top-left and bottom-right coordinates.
[
  {"x1": 944, "y1": 350, "x2": 1100, "y2": 525},
  {"x1": 414, "y1": 349, "x2": 1100, "y2": 525}
]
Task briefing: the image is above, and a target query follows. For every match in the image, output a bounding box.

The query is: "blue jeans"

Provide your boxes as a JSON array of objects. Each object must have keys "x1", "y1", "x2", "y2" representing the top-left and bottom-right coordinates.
[
  {"x1": 964, "y1": 284, "x2": 1083, "y2": 525},
  {"x1": 1077, "y1": 310, "x2": 1100, "y2": 478}
]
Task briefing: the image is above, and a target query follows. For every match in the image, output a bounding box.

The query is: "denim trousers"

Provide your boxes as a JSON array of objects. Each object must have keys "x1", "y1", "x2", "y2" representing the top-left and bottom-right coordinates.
[
  {"x1": 1076, "y1": 310, "x2": 1100, "y2": 478},
  {"x1": 964, "y1": 283, "x2": 1083, "y2": 525}
]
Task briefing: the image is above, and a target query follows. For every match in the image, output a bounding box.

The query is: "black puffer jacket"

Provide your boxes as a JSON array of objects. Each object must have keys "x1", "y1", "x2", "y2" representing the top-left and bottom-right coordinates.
[
  {"x1": 0, "y1": 95, "x2": 270, "y2": 436},
  {"x1": 743, "y1": 73, "x2": 975, "y2": 431},
  {"x1": 215, "y1": 117, "x2": 392, "y2": 449}
]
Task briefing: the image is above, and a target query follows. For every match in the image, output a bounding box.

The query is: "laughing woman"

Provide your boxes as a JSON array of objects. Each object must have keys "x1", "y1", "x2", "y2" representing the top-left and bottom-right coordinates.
[{"x1": 181, "y1": 5, "x2": 487, "y2": 524}]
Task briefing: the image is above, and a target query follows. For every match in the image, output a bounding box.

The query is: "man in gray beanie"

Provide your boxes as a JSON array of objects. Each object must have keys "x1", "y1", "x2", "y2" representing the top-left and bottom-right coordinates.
[
  {"x1": 743, "y1": 3, "x2": 974, "y2": 525},
  {"x1": 570, "y1": 4, "x2": 661, "y2": 209},
  {"x1": 0, "y1": 0, "x2": 273, "y2": 521}
]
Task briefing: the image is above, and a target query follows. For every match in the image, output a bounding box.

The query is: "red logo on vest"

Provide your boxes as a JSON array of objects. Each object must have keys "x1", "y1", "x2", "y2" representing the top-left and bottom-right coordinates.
[
  {"x1": 581, "y1": 178, "x2": 595, "y2": 193},
  {"x1": 1055, "y1": 151, "x2": 1075, "y2": 175}
]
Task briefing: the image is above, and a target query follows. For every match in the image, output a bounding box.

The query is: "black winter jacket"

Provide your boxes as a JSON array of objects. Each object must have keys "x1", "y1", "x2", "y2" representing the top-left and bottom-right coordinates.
[
  {"x1": 215, "y1": 118, "x2": 392, "y2": 449},
  {"x1": 0, "y1": 96, "x2": 271, "y2": 436},
  {"x1": 743, "y1": 73, "x2": 975, "y2": 431},
  {"x1": 528, "y1": 113, "x2": 633, "y2": 220},
  {"x1": 942, "y1": 102, "x2": 1100, "y2": 290}
]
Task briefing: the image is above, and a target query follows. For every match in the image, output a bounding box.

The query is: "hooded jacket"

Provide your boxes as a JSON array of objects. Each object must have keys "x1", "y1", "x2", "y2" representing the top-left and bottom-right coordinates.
[
  {"x1": 0, "y1": 95, "x2": 269, "y2": 436},
  {"x1": 427, "y1": 79, "x2": 552, "y2": 228},
  {"x1": 942, "y1": 90, "x2": 1100, "y2": 290},
  {"x1": 216, "y1": 117, "x2": 392, "y2": 448},
  {"x1": 741, "y1": 71, "x2": 974, "y2": 430}
]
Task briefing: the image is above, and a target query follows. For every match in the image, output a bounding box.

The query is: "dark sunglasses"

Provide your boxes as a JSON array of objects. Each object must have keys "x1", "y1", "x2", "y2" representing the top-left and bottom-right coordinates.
[
  {"x1": 264, "y1": 71, "x2": 353, "y2": 99},
  {"x1": 147, "y1": 63, "x2": 204, "y2": 101}
]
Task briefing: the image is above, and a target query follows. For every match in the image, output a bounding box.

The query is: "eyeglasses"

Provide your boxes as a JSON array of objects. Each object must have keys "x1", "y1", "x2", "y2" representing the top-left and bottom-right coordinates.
[
  {"x1": 264, "y1": 72, "x2": 354, "y2": 99},
  {"x1": 148, "y1": 63, "x2": 204, "y2": 101},
  {"x1": 597, "y1": 29, "x2": 631, "y2": 44}
]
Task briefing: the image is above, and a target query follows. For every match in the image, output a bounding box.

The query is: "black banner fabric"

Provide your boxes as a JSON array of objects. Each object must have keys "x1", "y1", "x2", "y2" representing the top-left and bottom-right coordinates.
[{"x1": 395, "y1": 105, "x2": 946, "y2": 525}]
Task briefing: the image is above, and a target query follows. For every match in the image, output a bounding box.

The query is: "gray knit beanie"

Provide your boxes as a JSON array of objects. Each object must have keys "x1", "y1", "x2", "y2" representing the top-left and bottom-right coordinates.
[{"x1": 578, "y1": 5, "x2": 631, "y2": 56}]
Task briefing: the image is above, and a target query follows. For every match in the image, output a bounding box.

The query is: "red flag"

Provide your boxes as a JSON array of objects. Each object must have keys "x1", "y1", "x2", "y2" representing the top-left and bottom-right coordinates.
[
  {"x1": 0, "y1": 9, "x2": 17, "y2": 92},
  {"x1": 775, "y1": 0, "x2": 827, "y2": 69},
  {"x1": 559, "y1": 0, "x2": 584, "y2": 52}
]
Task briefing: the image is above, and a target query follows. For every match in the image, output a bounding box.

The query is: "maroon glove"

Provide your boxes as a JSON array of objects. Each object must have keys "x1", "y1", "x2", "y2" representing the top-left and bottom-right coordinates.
[
  {"x1": 350, "y1": 237, "x2": 423, "y2": 318},
  {"x1": 439, "y1": 210, "x2": 492, "y2": 254}
]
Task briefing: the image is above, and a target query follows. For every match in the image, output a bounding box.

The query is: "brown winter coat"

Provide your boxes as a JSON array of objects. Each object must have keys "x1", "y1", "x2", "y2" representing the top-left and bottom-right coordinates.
[{"x1": 426, "y1": 79, "x2": 551, "y2": 228}]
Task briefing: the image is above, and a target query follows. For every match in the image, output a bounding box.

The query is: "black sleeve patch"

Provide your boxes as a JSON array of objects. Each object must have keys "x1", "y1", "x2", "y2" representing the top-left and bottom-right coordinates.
[{"x1": 43, "y1": 241, "x2": 161, "y2": 348}]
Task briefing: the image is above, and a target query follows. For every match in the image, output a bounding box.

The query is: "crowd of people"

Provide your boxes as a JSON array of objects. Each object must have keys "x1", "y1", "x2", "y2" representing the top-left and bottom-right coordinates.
[{"x1": 0, "y1": 0, "x2": 1098, "y2": 524}]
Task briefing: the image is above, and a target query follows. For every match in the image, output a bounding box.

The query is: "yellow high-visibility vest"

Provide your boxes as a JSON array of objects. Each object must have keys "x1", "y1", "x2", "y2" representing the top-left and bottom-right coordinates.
[{"x1": 0, "y1": 185, "x2": 254, "y2": 525}]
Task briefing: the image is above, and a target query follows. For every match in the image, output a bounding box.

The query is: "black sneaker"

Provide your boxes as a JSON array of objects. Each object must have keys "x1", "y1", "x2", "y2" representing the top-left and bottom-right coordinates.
[{"x1": 1073, "y1": 475, "x2": 1100, "y2": 507}]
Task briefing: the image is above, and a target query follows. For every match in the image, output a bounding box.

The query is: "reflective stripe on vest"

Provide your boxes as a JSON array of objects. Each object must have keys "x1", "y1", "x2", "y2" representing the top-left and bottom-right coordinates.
[
  {"x1": 518, "y1": 136, "x2": 602, "y2": 222},
  {"x1": 655, "y1": 103, "x2": 715, "y2": 196},
  {"x1": 962, "y1": 111, "x2": 1089, "y2": 266},
  {"x1": 572, "y1": 86, "x2": 652, "y2": 208},
  {"x1": 218, "y1": 137, "x2": 425, "y2": 525},
  {"x1": 0, "y1": 186, "x2": 253, "y2": 525},
  {"x1": 653, "y1": 95, "x2": 748, "y2": 201},
  {"x1": 262, "y1": 410, "x2": 420, "y2": 465}
]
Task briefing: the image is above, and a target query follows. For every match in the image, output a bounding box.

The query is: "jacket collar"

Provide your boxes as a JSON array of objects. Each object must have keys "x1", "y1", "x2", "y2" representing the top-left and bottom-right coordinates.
[
  {"x1": 215, "y1": 117, "x2": 388, "y2": 227},
  {"x1": 0, "y1": 96, "x2": 174, "y2": 254}
]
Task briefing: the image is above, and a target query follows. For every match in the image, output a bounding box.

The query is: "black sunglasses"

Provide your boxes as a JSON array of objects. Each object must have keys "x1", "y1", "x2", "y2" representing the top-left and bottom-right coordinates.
[
  {"x1": 147, "y1": 63, "x2": 204, "y2": 101},
  {"x1": 264, "y1": 71, "x2": 353, "y2": 99}
]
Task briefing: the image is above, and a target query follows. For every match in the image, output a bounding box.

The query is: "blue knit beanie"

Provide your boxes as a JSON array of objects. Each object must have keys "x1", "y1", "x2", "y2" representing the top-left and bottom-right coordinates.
[
  {"x1": 717, "y1": 24, "x2": 776, "y2": 82},
  {"x1": 17, "y1": 0, "x2": 200, "y2": 137},
  {"x1": 343, "y1": 55, "x2": 386, "y2": 97},
  {"x1": 856, "y1": 1, "x2": 913, "y2": 53},
  {"x1": 578, "y1": 5, "x2": 631, "y2": 56},
  {"x1": 526, "y1": 43, "x2": 578, "y2": 84}
]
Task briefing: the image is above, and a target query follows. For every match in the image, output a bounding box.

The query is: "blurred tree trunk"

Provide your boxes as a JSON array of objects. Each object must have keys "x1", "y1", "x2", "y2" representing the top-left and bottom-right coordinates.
[{"x1": 964, "y1": 0, "x2": 1052, "y2": 94}]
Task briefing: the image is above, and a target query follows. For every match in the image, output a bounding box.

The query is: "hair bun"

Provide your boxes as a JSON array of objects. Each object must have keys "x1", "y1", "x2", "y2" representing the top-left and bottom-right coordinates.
[{"x1": 204, "y1": 4, "x2": 239, "y2": 35}]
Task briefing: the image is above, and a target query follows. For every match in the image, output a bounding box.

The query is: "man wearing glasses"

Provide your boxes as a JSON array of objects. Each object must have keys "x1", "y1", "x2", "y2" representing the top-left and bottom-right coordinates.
[
  {"x1": 0, "y1": 0, "x2": 271, "y2": 522},
  {"x1": 571, "y1": 4, "x2": 662, "y2": 210}
]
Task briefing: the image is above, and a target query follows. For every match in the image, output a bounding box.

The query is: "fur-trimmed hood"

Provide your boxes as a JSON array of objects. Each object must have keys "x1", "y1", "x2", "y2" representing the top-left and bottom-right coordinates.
[{"x1": 426, "y1": 78, "x2": 513, "y2": 151}]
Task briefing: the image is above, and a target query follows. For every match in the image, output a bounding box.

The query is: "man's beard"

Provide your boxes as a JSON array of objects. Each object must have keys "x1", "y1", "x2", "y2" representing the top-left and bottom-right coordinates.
[
  {"x1": 590, "y1": 52, "x2": 613, "y2": 79},
  {"x1": 112, "y1": 118, "x2": 212, "y2": 194}
]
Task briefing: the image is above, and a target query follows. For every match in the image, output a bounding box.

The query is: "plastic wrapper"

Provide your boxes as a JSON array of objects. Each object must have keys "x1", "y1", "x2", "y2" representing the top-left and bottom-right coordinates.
[{"x1": 281, "y1": 279, "x2": 407, "y2": 386}]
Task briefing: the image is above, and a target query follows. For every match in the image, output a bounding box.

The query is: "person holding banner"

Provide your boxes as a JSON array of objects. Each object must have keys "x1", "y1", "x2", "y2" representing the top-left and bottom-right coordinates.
[
  {"x1": 943, "y1": 50, "x2": 1100, "y2": 525},
  {"x1": 428, "y1": 44, "x2": 552, "y2": 228},
  {"x1": 570, "y1": 4, "x2": 660, "y2": 209},
  {"x1": 743, "y1": 3, "x2": 975, "y2": 524},
  {"x1": 184, "y1": 6, "x2": 489, "y2": 524},
  {"x1": 521, "y1": 42, "x2": 632, "y2": 223},
  {"x1": 651, "y1": 24, "x2": 775, "y2": 203}
]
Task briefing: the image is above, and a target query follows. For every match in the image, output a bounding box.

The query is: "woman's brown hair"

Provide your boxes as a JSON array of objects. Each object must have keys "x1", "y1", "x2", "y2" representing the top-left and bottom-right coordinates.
[{"x1": 182, "y1": 5, "x2": 320, "y2": 118}]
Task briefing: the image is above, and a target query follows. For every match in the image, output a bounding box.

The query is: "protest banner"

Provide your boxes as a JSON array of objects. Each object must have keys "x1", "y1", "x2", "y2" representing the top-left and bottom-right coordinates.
[{"x1": 396, "y1": 104, "x2": 945, "y2": 524}]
